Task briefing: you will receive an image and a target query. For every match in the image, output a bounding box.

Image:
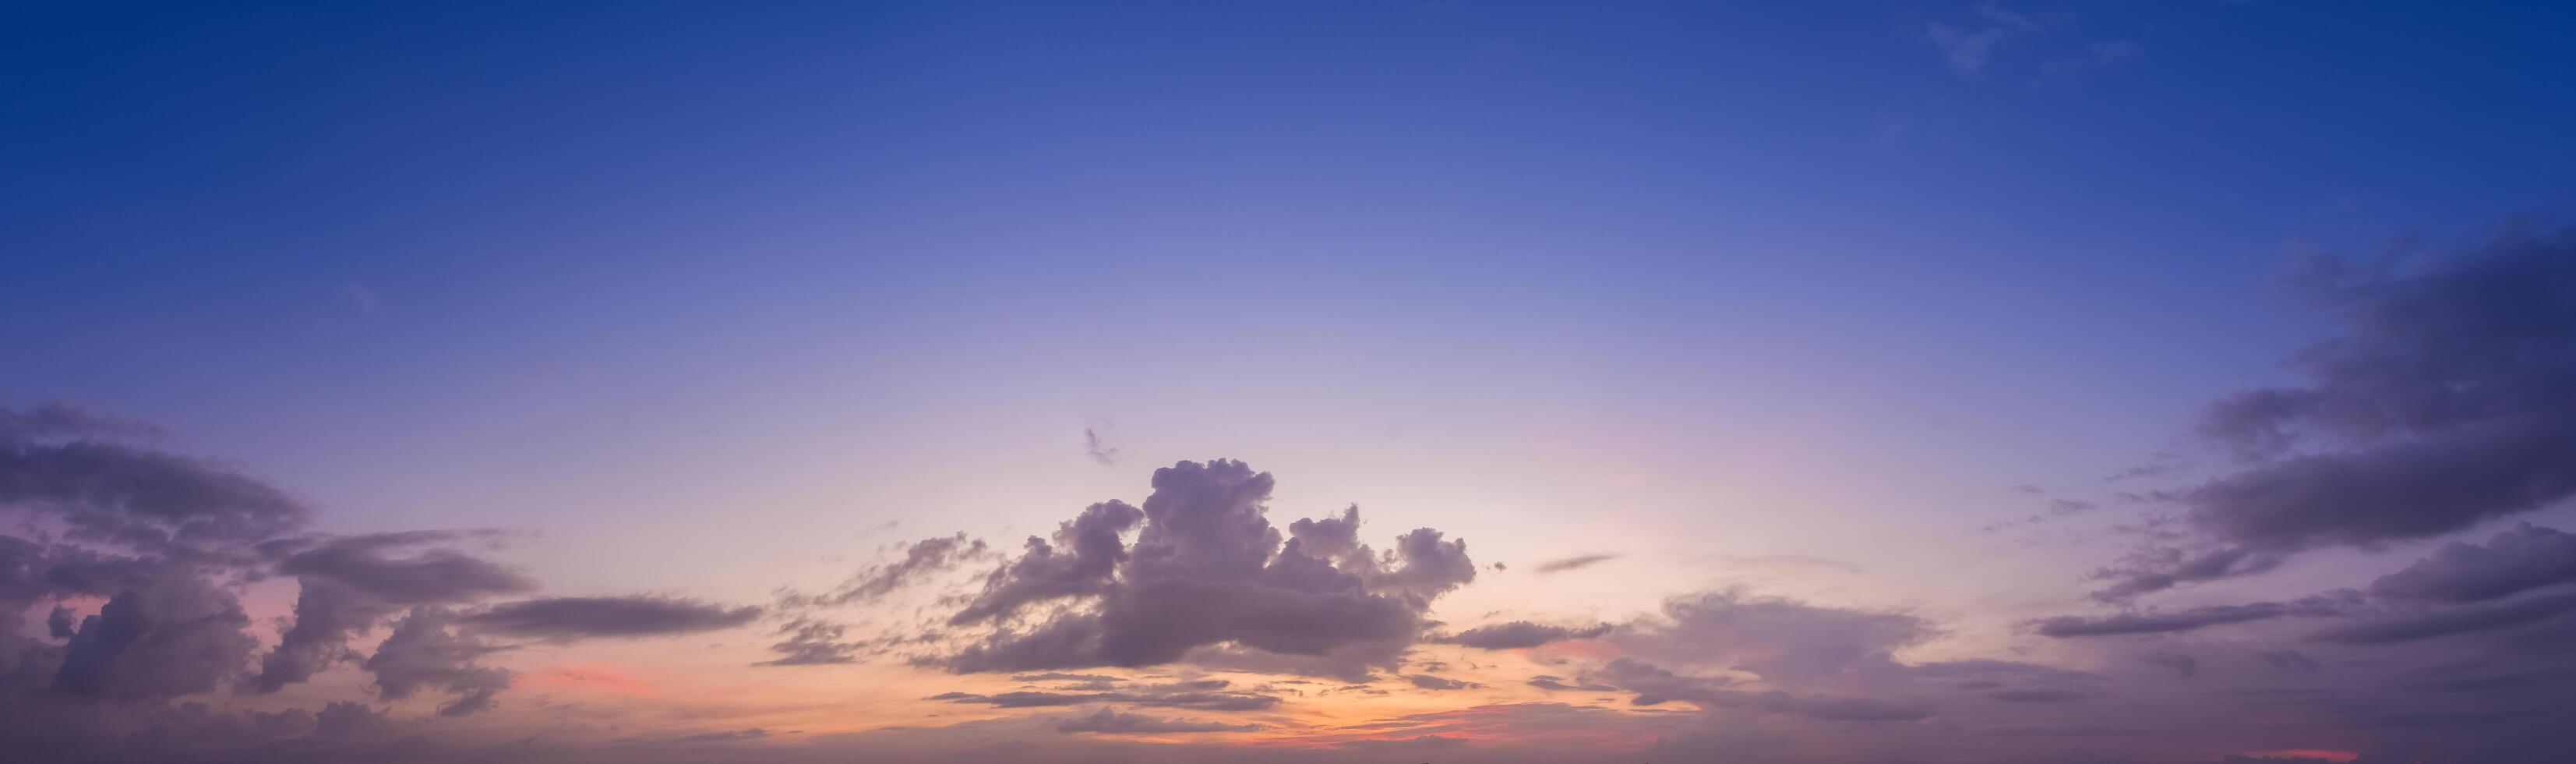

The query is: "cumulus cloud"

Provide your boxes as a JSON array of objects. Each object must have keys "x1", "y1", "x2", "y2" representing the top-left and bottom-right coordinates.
[
  {"x1": 1436, "y1": 621, "x2": 1612, "y2": 649},
  {"x1": 930, "y1": 460, "x2": 1473, "y2": 677},
  {"x1": 50, "y1": 564, "x2": 259, "y2": 701},
  {"x1": 458, "y1": 596, "x2": 762, "y2": 640},
  {"x1": 249, "y1": 531, "x2": 536, "y2": 693},
  {"x1": 362, "y1": 607, "x2": 513, "y2": 716}
]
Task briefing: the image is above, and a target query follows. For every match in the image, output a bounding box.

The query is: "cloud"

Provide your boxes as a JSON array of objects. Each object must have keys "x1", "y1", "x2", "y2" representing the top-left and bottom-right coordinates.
[
  {"x1": 931, "y1": 460, "x2": 1472, "y2": 677},
  {"x1": 249, "y1": 531, "x2": 538, "y2": 693},
  {"x1": 49, "y1": 564, "x2": 259, "y2": 702},
  {"x1": 0, "y1": 401, "x2": 164, "y2": 442},
  {"x1": 949, "y1": 501, "x2": 1145, "y2": 625},
  {"x1": 928, "y1": 678, "x2": 1281, "y2": 712},
  {"x1": 1600, "y1": 657, "x2": 1936, "y2": 722},
  {"x1": 785, "y1": 532, "x2": 990, "y2": 608},
  {"x1": 270, "y1": 531, "x2": 536, "y2": 604},
  {"x1": 2, "y1": 404, "x2": 312, "y2": 551},
  {"x1": 1406, "y1": 674, "x2": 1480, "y2": 691},
  {"x1": 362, "y1": 607, "x2": 513, "y2": 716},
  {"x1": 1054, "y1": 707, "x2": 1258, "y2": 734},
  {"x1": 2028, "y1": 598, "x2": 2348, "y2": 638},
  {"x1": 1531, "y1": 553, "x2": 1619, "y2": 574},
  {"x1": 1523, "y1": 675, "x2": 1617, "y2": 692},
  {"x1": 2370, "y1": 523, "x2": 2576, "y2": 603},
  {"x1": 1436, "y1": 621, "x2": 1612, "y2": 649},
  {"x1": 2109, "y1": 233, "x2": 2576, "y2": 593},
  {"x1": 759, "y1": 617, "x2": 870, "y2": 666},
  {"x1": 1614, "y1": 589, "x2": 1936, "y2": 682},
  {"x1": 458, "y1": 596, "x2": 762, "y2": 640},
  {"x1": 2310, "y1": 589, "x2": 2576, "y2": 645}
]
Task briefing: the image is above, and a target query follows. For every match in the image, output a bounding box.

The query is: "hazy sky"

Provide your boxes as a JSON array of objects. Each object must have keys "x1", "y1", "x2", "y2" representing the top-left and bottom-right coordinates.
[{"x1": 6, "y1": 2, "x2": 2576, "y2": 763}]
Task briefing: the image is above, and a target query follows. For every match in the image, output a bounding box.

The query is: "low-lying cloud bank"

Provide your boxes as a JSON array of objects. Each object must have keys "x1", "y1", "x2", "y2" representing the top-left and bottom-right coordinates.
[{"x1": 1, "y1": 403, "x2": 769, "y2": 759}]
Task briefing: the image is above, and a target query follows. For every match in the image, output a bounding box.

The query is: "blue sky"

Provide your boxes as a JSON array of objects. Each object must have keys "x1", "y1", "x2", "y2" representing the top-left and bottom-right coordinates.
[{"x1": 5, "y1": 3, "x2": 2576, "y2": 763}]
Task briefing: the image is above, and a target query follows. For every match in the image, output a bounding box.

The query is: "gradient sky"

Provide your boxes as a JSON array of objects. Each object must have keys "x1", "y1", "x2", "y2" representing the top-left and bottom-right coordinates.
[{"x1": 6, "y1": 2, "x2": 2576, "y2": 763}]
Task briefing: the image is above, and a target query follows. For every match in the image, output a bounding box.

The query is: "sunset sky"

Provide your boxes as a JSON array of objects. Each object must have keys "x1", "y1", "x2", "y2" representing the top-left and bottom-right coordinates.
[{"x1": 6, "y1": 2, "x2": 2576, "y2": 763}]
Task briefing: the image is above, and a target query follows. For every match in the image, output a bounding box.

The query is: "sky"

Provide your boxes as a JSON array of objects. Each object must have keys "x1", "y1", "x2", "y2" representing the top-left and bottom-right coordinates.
[{"x1": 4, "y1": 2, "x2": 2576, "y2": 762}]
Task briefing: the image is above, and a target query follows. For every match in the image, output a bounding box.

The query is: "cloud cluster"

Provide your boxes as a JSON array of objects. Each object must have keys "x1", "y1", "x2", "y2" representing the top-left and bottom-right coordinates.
[
  {"x1": 0, "y1": 401, "x2": 768, "y2": 758},
  {"x1": 930, "y1": 460, "x2": 1474, "y2": 678},
  {"x1": 2101, "y1": 232, "x2": 2576, "y2": 598},
  {"x1": 249, "y1": 531, "x2": 539, "y2": 693}
]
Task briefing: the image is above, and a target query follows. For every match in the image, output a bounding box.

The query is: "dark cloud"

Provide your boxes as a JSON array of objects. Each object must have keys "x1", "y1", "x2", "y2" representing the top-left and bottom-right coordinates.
[
  {"x1": 247, "y1": 578, "x2": 385, "y2": 694},
  {"x1": 1054, "y1": 707, "x2": 1257, "y2": 734},
  {"x1": 270, "y1": 531, "x2": 536, "y2": 604},
  {"x1": 2310, "y1": 589, "x2": 2576, "y2": 645},
  {"x1": 2030, "y1": 595, "x2": 2355, "y2": 638},
  {"x1": 458, "y1": 596, "x2": 761, "y2": 640},
  {"x1": 2112, "y1": 235, "x2": 2576, "y2": 592},
  {"x1": 249, "y1": 532, "x2": 536, "y2": 694},
  {"x1": 949, "y1": 501, "x2": 1145, "y2": 625},
  {"x1": 1531, "y1": 553, "x2": 1619, "y2": 574},
  {"x1": 361, "y1": 607, "x2": 513, "y2": 716},
  {"x1": 1523, "y1": 674, "x2": 1617, "y2": 691},
  {"x1": 1013, "y1": 672, "x2": 1127, "y2": 684},
  {"x1": 2370, "y1": 523, "x2": 2576, "y2": 604},
  {"x1": 50, "y1": 565, "x2": 259, "y2": 701},
  {"x1": 928, "y1": 678, "x2": 1281, "y2": 712},
  {"x1": 2088, "y1": 546, "x2": 2287, "y2": 602},
  {"x1": 932, "y1": 460, "x2": 1472, "y2": 677},
  {"x1": 0, "y1": 401, "x2": 164, "y2": 442},
  {"x1": 1405, "y1": 674, "x2": 1479, "y2": 691},
  {"x1": 1436, "y1": 621, "x2": 1612, "y2": 649},
  {"x1": 1, "y1": 405, "x2": 312, "y2": 550}
]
